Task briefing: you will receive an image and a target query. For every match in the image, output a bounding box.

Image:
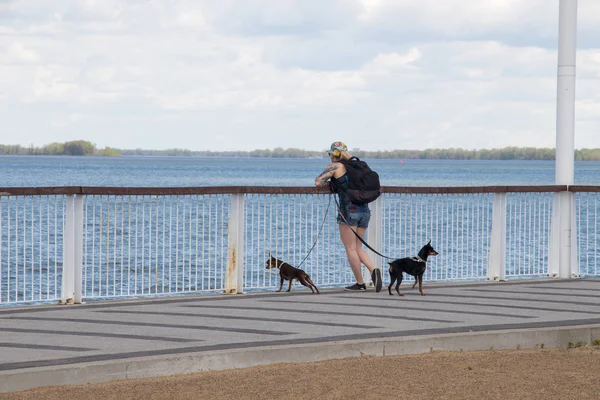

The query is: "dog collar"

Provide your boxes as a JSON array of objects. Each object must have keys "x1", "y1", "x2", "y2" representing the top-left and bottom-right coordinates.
[{"x1": 411, "y1": 256, "x2": 425, "y2": 263}]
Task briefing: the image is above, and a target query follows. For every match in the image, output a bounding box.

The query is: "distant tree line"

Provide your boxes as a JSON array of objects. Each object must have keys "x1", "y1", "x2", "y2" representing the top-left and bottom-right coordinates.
[
  {"x1": 118, "y1": 146, "x2": 600, "y2": 161},
  {"x1": 119, "y1": 147, "x2": 318, "y2": 158},
  {"x1": 0, "y1": 141, "x2": 122, "y2": 156},
  {"x1": 362, "y1": 147, "x2": 600, "y2": 161},
  {"x1": 3, "y1": 141, "x2": 600, "y2": 160}
]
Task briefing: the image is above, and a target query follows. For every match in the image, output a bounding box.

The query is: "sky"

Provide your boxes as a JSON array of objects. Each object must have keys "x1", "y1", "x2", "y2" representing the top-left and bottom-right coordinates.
[{"x1": 1, "y1": 0, "x2": 600, "y2": 152}]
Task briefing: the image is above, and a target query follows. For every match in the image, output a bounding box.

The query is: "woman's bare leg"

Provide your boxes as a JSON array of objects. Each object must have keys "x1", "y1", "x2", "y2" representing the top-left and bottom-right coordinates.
[
  {"x1": 355, "y1": 227, "x2": 375, "y2": 271},
  {"x1": 339, "y1": 224, "x2": 372, "y2": 284}
]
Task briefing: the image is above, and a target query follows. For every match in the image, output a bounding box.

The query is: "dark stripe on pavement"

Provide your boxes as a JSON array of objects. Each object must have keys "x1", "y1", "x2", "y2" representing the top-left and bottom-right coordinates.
[
  {"x1": 0, "y1": 327, "x2": 198, "y2": 343},
  {"x1": 270, "y1": 300, "x2": 534, "y2": 319},
  {"x1": 182, "y1": 304, "x2": 458, "y2": 323},
  {"x1": 95, "y1": 310, "x2": 381, "y2": 329},
  {"x1": 1, "y1": 316, "x2": 292, "y2": 336},
  {"x1": 0, "y1": 342, "x2": 96, "y2": 352}
]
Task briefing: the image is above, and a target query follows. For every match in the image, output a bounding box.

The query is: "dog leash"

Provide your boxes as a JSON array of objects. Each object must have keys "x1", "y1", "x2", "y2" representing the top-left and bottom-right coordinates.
[
  {"x1": 333, "y1": 195, "x2": 395, "y2": 260},
  {"x1": 295, "y1": 195, "x2": 332, "y2": 269}
]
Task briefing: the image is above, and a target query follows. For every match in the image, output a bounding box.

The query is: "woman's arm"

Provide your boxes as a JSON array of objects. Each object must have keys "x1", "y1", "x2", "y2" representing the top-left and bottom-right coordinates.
[{"x1": 315, "y1": 163, "x2": 340, "y2": 187}]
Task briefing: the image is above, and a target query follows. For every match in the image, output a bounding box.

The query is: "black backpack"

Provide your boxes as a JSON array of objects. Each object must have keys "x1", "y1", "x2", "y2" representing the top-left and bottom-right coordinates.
[{"x1": 339, "y1": 157, "x2": 381, "y2": 204}]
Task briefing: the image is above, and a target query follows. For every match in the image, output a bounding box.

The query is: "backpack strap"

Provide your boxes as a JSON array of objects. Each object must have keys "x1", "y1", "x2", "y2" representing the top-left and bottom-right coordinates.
[{"x1": 339, "y1": 156, "x2": 360, "y2": 164}]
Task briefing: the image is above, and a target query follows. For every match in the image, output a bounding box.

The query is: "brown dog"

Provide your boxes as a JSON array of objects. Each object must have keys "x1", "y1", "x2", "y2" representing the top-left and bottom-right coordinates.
[{"x1": 265, "y1": 254, "x2": 320, "y2": 294}]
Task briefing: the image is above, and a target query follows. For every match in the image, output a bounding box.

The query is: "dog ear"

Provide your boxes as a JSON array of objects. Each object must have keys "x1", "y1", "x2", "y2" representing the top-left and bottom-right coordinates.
[{"x1": 427, "y1": 239, "x2": 431, "y2": 245}]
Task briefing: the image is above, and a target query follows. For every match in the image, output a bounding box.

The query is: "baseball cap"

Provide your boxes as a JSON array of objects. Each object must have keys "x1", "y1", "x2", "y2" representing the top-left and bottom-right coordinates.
[{"x1": 328, "y1": 141, "x2": 348, "y2": 156}]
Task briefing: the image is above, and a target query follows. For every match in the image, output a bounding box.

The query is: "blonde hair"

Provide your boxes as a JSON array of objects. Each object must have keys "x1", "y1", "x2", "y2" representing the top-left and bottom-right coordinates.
[{"x1": 331, "y1": 150, "x2": 351, "y2": 161}]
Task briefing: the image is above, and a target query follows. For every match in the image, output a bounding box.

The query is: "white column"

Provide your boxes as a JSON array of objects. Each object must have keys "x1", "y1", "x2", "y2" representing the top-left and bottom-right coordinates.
[
  {"x1": 74, "y1": 195, "x2": 84, "y2": 303},
  {"x1": 488, "y1": 193, "x2": 506, "y2": 281},
  {"x1": 552, "y1": 0, "x2": 578, "y2": 279},
  {"x1": 61, "y1": 195, "x2": 75, "y2": 303},
  {"x1": 225, "y1": 194, "x2": 245, "y2": 294}
]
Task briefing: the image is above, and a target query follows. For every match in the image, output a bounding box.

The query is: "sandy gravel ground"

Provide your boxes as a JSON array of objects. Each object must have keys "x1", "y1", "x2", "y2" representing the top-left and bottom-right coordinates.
[{"x1": 3, "y1": 347, "x2": 600, "y2": 400}]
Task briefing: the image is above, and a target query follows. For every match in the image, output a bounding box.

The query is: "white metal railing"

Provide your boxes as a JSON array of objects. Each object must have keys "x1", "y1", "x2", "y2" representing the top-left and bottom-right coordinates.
[
  {"x1": 1, "y1": 185, "x2": 599, "y2": 306},
  {"x1": 381, "y1": 192, "x2": 493, "y2": 282},
  {"x1": 81, "y1": 194, "x2": 231, "y2": 300},
  {"x1": 0, "y1": 195, "x2": 66, "y2": 304},
  {"x1": 576, "y1": 191, "x2": 600, "y2": 277},
  {"x1": 505, "y1": 192, "x2": 554, "y2": 278}
]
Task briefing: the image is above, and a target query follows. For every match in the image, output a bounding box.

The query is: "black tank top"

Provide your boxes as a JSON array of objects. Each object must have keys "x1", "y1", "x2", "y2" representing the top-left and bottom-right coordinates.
[{"x1": 330, "y1": 173, "x2": 351, "y2": 207}]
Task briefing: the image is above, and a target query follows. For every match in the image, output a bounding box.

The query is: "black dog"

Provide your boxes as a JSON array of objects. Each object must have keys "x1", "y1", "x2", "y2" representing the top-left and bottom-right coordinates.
[
  {"x1": 388, "y1": 241, "x2": 438, "y2": 296},
  {"x1": 265, "y1": 254, "x2": 320, "y2": 294}
]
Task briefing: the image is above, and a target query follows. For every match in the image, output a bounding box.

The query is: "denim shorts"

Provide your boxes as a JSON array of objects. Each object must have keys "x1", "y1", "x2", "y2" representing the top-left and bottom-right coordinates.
[{"x1": 337, "y1": 203, "x2": 370, "y2": 228}]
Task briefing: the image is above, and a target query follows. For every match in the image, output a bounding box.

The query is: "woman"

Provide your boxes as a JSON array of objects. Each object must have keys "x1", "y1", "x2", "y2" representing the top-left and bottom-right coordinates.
[{"x1": 314, "y1": 141, "x2": 382, "y2": 292}]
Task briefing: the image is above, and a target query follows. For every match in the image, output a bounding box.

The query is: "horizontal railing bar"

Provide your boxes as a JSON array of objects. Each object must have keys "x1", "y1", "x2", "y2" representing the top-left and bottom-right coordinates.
[
  {"x1": 381, "y1": 185, "x2": 568, "y2": 194},
  {"x1": 0, "y1": 185, "x2": 572, "y2": 196},
  {"x1": 0, "y1": 187, "x2": 82, "y2": 196},
  {"x1": 0, "y1": 186, "x2": 329, "y2": 196},
  {"x1": 79, "y1": 186, "x2": 330, "y2": 196},
  {"x1": 568, "y1": 186, "x2": 600, "y2": 192}
]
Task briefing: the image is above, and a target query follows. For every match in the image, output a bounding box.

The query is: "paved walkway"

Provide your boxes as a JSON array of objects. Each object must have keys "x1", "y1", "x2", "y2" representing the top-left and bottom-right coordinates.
[{"x1": 2, "y1": 278, "x2": 600, "y2": 393}]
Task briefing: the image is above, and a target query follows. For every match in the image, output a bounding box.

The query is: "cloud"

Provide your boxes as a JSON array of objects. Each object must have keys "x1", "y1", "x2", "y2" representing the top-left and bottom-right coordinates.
[
  {"x1": 364, "y1": 48, "x2": 421, "y2": 72},
  {"x1": 203, "y1": 0, "x2": 362, "y2": 36},
  {"x1": 1, "y1": 0, "x2": 600, "y2": 151},
  {"x1": 6, "y1": 41, "x2": 40, "y2": 62}
]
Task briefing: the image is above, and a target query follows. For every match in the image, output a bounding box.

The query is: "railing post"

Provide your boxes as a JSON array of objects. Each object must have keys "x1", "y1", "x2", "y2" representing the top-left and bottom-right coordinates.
[
  {"x1": 62, "y1": 194, "x2": 84, "y2": 304},
  {"x1": 225, "y1": 194, "x2": 245, "y2": 294},
  {"x1": 74, "y1": 195, "x2": 84, "y2": 303},
  {"x1": 61, "y1": 195, "x2": 75, "y2": 303},
  {"x1": 366, "y1": 196, "x2": 384, "y2": 285},
  {"x1": 488, "y1": 193, "x2": 506, "y2": 281},
  {"x1": 551, "y1": 190, "x2": 579, "y2": 278}
]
